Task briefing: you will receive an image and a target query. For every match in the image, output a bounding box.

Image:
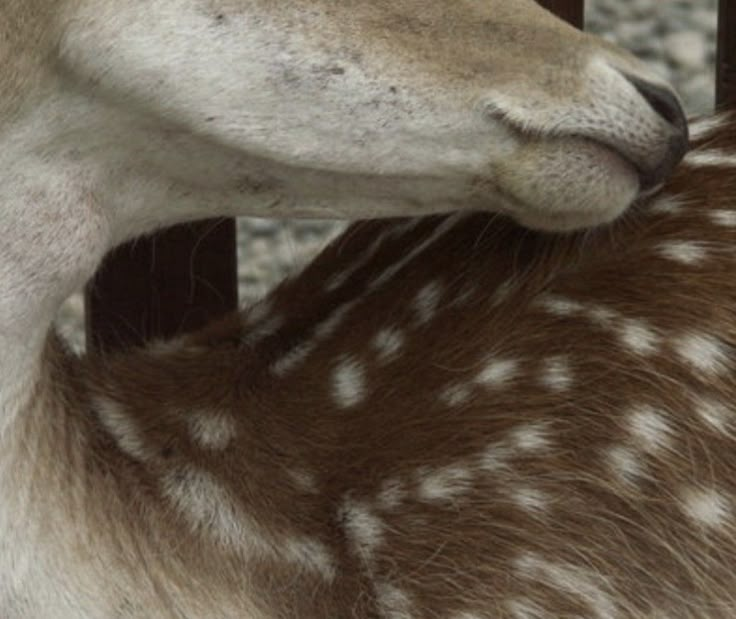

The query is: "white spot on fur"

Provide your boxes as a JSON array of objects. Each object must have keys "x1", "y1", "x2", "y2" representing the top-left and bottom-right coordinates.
[
  {"x1": 618, "y1": 319, "x2": 661, "y2": 356},
  {"x1": 539, "y1": 356, "x2": 573, "y2": 391},
  {"x1": 161, "y1": 466, "x2": 260, "y2": 550},
  {"x1": 514, "y1": 553, "x2": 618, "y2": 619},
  {"x1": 693, "y1": 397, "x2": 733, "y2": 435},
  {"x1": 271, "y1": 341, "x2": 316, "y2": 376},
  {"x1": 282, "y1": 537, "x2": 337, "y2": 581},
  {"x1": 513, "y1": 486, "x2": 549, "y2": 515},
  {"x1": 628, "y1": 405, "x2": 673, "y2": 453},
  {"x1": 288, "y1": 469, "x2": 319, "y2": 494},
  {"x1": 511, "y1": 422, "x2": 553, "y2": 453},
  {"x1": 587, "y1": 304, "x2": 620, "y2": 327},
  {"x1": 475, "y1": 358, "x2": 519, "y2": 388},
  {"x1": 647, "y1": 194, "x2": 684, "y2": 215},
  {"x1": 507, "y1": 597, "x2": 550, "y2": 619},
  {"x1": 479, "y1": 443, "x2": 512, "y2": 472},
  {"x1": 680, "y1": 487, "x2": 731, "y2": 528},
  {"x1": 413, "y1": 280, "x2": 443, "y2": 325},
  {"x1": 377, "y1": 478, "x2": 407, "y2": 510},
  {"x1": 439, "y1": 383, "x2": 473, "y2": 407},
  {"x1": 537, "y1": 294, "x2": 584, "y2": 317},
  {"x1": 685, "y1": 149, "x2": 736, "y2": 167},
  {"x1": 674, "y1": 332, "x2": 731, "y2": 376},
  {"x1": 710, "y1": 210, "x2": 736, "y2": 227},
  {"x1": 375, "y1": 583, "x2": 415, "y2": 619},
  {"x1": 416, "y1": 464, "x2": 473, "y2": 503},
  {"x1": 373, "y1": 327, "x2": 405, "y2": 363},
  {"x1": 332, "y1": 356, "x2": 367, "y2": 408},
  {"x1": 188, "y1": 412, "x2": 237, "y2": 450},
  {"x1": 340, "y1": 497, "x2": 384, "y2": 561},
  {"x1": 272, "y1": 302, "x2": 358, "y2": 376},
  {"x1": 607, "y1": 445, "x2": 645, "y2": 485},
  {"x1": 93, "y1": 396, "x2": 150, "y2": 461},
  {"x1": 315, "y1": 301, "x2": 356, "y2": 340},
  {"x1": 656, "y1": 241, "x2": 707, "y2": 265},
  {"x1": 689, "y1": 115, "x2": 729, "y2": 140}
]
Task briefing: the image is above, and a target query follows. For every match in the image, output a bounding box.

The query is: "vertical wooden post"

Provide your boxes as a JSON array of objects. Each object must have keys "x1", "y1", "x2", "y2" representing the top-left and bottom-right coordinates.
[
  {"x1": 717, "y1": 0, "x2": 736, "y2": 108},
  {"x1": 85, "y1": 219, "x2": 238, "y2": 352},
  {"x1": 537, "y1": 0, "x2": 585, "y2": 29}
]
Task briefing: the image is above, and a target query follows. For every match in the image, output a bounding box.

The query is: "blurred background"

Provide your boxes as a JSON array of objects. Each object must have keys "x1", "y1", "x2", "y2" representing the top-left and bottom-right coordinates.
[{"x1": 55, "y1": 0, "x2": 720, "y2": 349}]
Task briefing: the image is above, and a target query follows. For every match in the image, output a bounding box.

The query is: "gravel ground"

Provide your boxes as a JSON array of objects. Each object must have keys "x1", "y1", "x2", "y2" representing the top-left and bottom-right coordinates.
[{"x1": 55, "y1": 0, "x2": 720, "y2": 350}]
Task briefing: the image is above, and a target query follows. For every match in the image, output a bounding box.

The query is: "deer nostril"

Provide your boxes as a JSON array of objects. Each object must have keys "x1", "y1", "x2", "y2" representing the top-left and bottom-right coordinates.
[
  {"x1": 625, "y1": 74, "x2": 688, "y2": 135},
  {"x1": 622, "y1": 74, "x2": 689, "y2": 191}
]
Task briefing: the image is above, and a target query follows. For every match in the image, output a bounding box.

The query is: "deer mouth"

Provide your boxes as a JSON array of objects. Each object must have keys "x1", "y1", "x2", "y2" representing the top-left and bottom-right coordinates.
[
  {"x1": 487, "y1": 133, "x2": 644, "y2": 233},
  {"x1": 490, "y1": 102, "x2": 687, "y2": 203}
]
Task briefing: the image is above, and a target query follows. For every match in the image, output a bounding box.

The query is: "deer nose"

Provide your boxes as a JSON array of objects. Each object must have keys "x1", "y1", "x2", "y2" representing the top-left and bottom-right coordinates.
[{"x1": 625, "y1": 74, "x2": 689, "y2": 191}]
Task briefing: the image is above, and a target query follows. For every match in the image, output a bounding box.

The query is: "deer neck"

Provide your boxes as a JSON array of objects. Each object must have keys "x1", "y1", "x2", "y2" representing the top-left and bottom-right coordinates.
[
  {"x1": 0, "y1": 75, "x2": 283, "y2": 430},
  {"x1": 0, "y1": 101, "x2": 101, "y2": 438}
]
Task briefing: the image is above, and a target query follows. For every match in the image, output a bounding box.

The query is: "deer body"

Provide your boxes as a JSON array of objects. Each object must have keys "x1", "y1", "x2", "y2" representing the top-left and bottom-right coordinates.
[{"x1": 2, "y1": 113, "x2": 736, "y2": 618}]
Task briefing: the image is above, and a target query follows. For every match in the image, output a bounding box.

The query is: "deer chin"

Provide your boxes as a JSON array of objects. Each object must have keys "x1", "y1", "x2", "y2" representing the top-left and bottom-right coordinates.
[{"x1": 494, "y1": 136, "x2": 641, "y2": 232}]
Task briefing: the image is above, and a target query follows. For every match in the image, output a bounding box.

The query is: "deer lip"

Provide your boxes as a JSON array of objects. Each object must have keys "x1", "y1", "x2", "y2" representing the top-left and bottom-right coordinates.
[
  {"x1": 583, "y1": 137, "x2": 656, "y2": 194},
  {"x1": 495, "y1": 111, "x2": 659, "y2": 196},
  {"x1": 583, "y1": 131, "x2": 689, "y2": 193},
  {"x1": 497, "y1": 114, "x2": 651, "y2": 195}
]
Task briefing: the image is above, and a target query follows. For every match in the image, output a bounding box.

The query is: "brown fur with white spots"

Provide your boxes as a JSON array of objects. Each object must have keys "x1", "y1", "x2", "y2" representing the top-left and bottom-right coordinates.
[{"x1": 3, "y1": 113, "x2": 735, "y2": 618}]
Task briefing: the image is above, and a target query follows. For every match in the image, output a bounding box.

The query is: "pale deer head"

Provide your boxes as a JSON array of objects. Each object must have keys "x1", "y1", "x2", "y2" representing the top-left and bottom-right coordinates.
[{"x1": 5, "y1": 0, "x2": 687, "y2": 248}]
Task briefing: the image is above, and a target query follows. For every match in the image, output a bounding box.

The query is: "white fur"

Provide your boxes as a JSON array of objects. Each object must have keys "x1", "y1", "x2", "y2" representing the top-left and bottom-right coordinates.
[
  {"x1": 372, "y1": 327, "x2": 406, "y2": 363},
  {"x1": 340, "y1": 498, "x2": 384, "y2": 562},
  {"x1": 187, "y1": 412, "x2": 238, "y2": 451},
  {"x1": 628, "y1": 405, "x2": 674, "y2": 454},
  {"x1": 685, "y1": 150, "x2": 736, "y2": 167},
  {"x1": 514, "y1": 553, "x2": 619, "y2": 619},
  {"x1": 416, "y1": 464, "x2": 473, "y2": 503},
  {"x1": 618, "y1": 319, "x2": 661, "y2": 356},
  {"x1": 673, "y1": 332, "x2": 731, "y2": 376},
  {"x1": 332, "y1": 356, "x2": 367, "y2": 408},
  {"x1": 657, "y1": 241, "x2": 709, "y2": 265},
  {"x1": 680, "y1": 487, "x2": 731, "y2": 529},
  {"x1": 475, "y1": 358, "x2": 520, "y2": 388}
]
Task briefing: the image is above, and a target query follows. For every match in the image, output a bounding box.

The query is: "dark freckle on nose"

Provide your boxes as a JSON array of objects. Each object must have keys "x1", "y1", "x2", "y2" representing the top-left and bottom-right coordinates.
[
  {"x1": 389, "y1": 86, "x2": 398, "y2": 94},
  {"x1": 329, "y1": 66, "x2": 346, "y2": 75},
  {"x1": 206, "y1": 116, "x2": 216, "y2": 122},
  {"x1": 215, "y1": 13, "x2": 226, "y2": 24}
]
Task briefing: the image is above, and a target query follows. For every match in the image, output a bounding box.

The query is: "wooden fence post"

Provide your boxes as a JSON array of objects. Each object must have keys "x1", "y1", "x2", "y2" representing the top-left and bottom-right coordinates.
[
  {"x1": 718, "y1": 0, "x2": 736, "y2": 107},
  {"x1": 85, "y1": 219, "x2": 238, "y2": 352},
  {"x1": 538, "y1": 0, "x2": 585, "y2": 29}
]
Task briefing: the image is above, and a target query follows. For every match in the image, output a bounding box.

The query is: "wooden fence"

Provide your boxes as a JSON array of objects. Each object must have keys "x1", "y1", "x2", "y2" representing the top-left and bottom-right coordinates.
[{"x1": 84, "y1": 0, "x2": 736, "y2": 352}]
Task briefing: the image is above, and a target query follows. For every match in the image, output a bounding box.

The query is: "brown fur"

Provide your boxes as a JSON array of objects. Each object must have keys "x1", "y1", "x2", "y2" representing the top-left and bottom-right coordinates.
[{"x1": 9, "y1": 114, "x2": 732, "y2": 618}]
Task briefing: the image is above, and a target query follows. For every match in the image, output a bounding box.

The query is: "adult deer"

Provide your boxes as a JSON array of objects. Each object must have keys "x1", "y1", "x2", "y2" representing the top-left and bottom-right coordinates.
[{"x1": 0, "y1": 0, "x2": 706, "y2": 617}]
